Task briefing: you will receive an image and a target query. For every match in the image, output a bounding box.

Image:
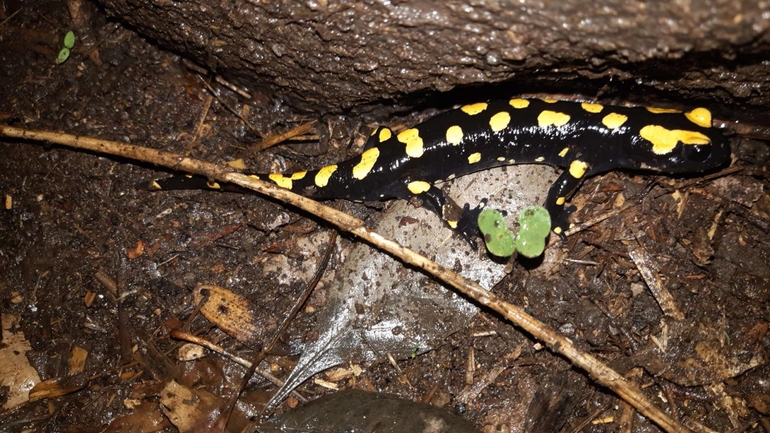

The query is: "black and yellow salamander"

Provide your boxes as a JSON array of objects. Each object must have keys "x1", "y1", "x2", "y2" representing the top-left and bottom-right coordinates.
[{"x1": 140, "y1": 98, "x2": 731, "y2": 242}]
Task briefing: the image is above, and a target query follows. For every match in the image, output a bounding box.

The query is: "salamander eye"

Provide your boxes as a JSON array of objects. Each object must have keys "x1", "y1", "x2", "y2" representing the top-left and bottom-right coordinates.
[{"x1": 682, "y1": 144, "x2": 711, "y2": 162}]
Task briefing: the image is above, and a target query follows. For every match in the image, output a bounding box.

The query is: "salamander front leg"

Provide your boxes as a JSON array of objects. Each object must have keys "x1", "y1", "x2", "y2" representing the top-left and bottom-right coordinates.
[
  {"x1": 544, "y1": 160, "x2": 591, "y2": 241},
  {"x1": 407, "y1": 183, "x2": 485, "y2": 249}
]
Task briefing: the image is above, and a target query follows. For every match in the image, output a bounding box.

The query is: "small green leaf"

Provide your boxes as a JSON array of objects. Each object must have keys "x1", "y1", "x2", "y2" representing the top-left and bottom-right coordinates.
[
  {"x1": 514, "y1": 206, "x2": 551, "y2": 258},
  {"x1": 63, "y1": 31, "x2": 76, "y2": 49},
  {"x1": 57, "y1": 47, "x2": 71, "y2": 64},
  {"x1": 478, "y1": 209, "x2": 516, "y2": 257},
  {"x1": 519, "y1": 206, "x2": 551, "y2": 237}
]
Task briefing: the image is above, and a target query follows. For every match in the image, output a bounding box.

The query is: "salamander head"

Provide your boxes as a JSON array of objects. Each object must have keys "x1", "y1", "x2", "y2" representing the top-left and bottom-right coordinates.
[{"x1": 622, "y1": 126, "x2": 731, "y2": 173}]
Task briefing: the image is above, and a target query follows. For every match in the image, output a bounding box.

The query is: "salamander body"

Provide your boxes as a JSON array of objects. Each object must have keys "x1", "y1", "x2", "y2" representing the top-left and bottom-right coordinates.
[{"x1": 142, "y1": 98, "x2": 731, "y2": 241}]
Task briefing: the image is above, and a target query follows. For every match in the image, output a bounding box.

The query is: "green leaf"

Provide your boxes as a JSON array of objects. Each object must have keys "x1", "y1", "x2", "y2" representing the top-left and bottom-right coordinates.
[
  {"x1": 515, "y1": 206, "x2": 551, "y2": 258},
  {"x1": 478, "y1": 209, "x2": 515, "y2": 257},
  {"x1": 519, "y1": 206, "x2": 551, "y2": 237},
  {"x1": 57, "y1": 47, "x2": 71, "y2": 64},
  {"x1": 63, "y1": 31, "x2": 76, "y2": 49}
]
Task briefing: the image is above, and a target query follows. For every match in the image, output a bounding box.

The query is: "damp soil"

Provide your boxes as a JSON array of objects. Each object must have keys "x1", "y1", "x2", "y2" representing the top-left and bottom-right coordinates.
[{"x1": 1, "y1": 1, "x2": 769, "y2": 433}]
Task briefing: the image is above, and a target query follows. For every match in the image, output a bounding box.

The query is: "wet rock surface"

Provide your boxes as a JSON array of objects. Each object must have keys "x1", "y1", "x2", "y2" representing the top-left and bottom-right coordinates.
[{"x1": 102, "y1": 0, "x2": 770, "y2": 113}]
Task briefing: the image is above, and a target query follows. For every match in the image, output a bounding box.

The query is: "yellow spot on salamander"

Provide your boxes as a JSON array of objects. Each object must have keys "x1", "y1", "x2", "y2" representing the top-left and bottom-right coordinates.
[
  {"x1": 398, "y1": 128, "x2": 424, "y2": 158},
  {"x1": 352, "y1": 148, "x2": 380, "y2": 180},
  {"x1": 509, "y1": 98, "x2": 530, "y2": 109},
  {"x1": 149, "y1": 180, "x2": 162, "y2": 190},
  {"x1": 446, "y1": 173, "x2": 456, "y2": 180},
  {"x1": 646, "y1": 107, "x2": 681, "y2": 114},
  {"x1": 541, "y1": 98, "x2": 557, "y2": 103},
  {"x1": 553, "y1": 226, "x2": 563, "y2": 234},
  {"x1": 446, "y1": 125, "x2": 463, "y2": 145},
  {"x1": 468, "y1": 152, "x2": 482, "y2": 164},
  {"x1": 407, "y1": 181, "x2": 431, "y2": 194},
  {"x1": 227, "y1": 159, "x2": 246, "y2": 169},
  {"x1": 569, "y1": 160, "x2": 589, "y2": 178},
  {"x1": 268, "y1": 171, "x2": 307, "y2": 189},
  {"x1": 249, "y1": 174, "x2": 260, "y2": 180},
  {"x1": 685, "y1": 107, "x2": 712, "y2": 128},
  {"x1": 379, "y1": 127, "x2": 392, "y2": 142},
  {"x1": 497, "y1": 156, "x2": 506, "y2": 162},
  {"x1": 639, "y1": 125, "x2": 712, "y2": 155},
  {"x1": 489, "y1": 111, "x2": 511, "y2": 132},
  {"x1": 538, "y1": 110, "x2": 571, "y2": 127},
  {"x1": 461, "y1": 102, "x2": 488, "y2": 115},
  {"x1": 556, "y1": 197, "x2": 566, "y2": 205},
  {"x1": 315, "y1": 165, "x2": 338, "y2": 187},
  {"x1": 602, "y1": 113, "x2": 628, "y2": 129},
  {"x1": 207, "y1": 181, "x2": 221, "y2": 189},
  {"x1": 268, "y1": 174, "x2": 293, "y2": 189},
  {"x1": 535, "y1": 156, "x2": 545, "y2": 162},
  {"x1": 558, "y1": 147, "x2": 569, "y2": 158},
  {"x1": 448, "y1": 220, "x2": 458, "y2": 229},
  {"x1": 581, "y1": 102, "x2": 603, "y2": 113}
]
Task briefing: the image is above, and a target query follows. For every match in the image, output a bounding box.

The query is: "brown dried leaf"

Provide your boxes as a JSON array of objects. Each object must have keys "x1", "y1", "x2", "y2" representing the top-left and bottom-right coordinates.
[{"x1": 194, "y1": 285, "x2": 262, "y2": 347}]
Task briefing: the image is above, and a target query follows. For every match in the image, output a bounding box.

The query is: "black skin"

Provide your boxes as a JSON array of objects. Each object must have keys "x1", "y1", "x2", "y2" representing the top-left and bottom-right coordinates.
[{"x1": 139, "y1": 98, "x2": 731, "y2": 247}]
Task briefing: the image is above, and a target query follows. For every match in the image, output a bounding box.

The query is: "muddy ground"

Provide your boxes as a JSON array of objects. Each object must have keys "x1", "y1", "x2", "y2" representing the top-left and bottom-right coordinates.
[{"x1": 1, "y1": 1, "x2": 769, "y2": 433}]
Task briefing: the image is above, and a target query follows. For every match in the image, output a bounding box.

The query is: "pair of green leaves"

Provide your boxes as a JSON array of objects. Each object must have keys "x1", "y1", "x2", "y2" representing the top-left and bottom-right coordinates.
[
  {"x1": 57, "y1": 31, "x2": 75, "y2": 64},
  {"x1": 478, "y1": 206, "x2": 551, "y2": 258}
]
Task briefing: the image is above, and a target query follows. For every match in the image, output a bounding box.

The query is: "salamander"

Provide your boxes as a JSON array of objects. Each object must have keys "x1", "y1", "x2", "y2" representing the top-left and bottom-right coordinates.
[{"x1": 139, "y1": 98, "x2": 731, "y2": 243}]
